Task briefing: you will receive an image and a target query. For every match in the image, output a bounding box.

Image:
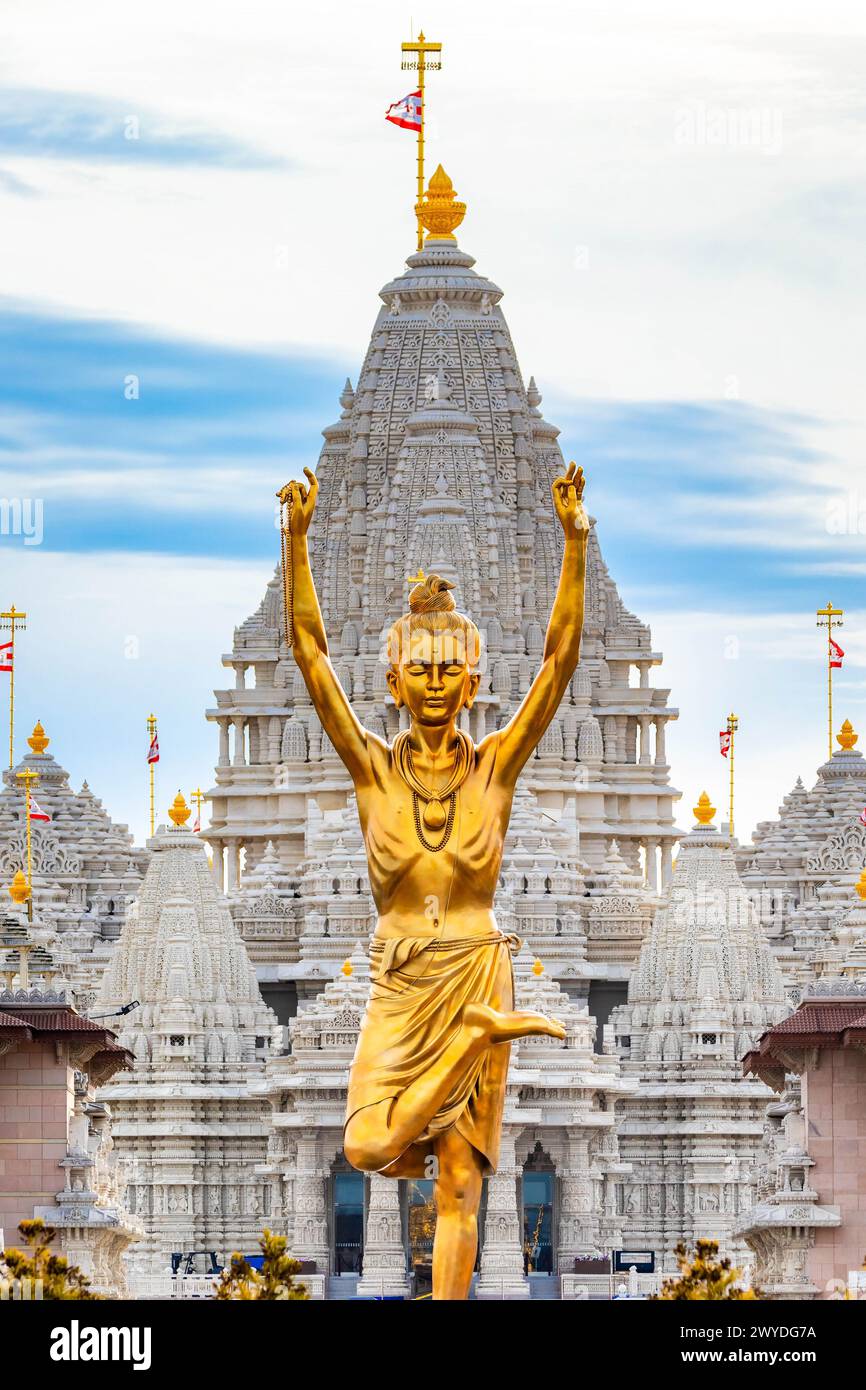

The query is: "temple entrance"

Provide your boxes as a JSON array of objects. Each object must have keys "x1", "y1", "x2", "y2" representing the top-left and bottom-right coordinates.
[
  {"x1": 404, "y1": 1179, "x2": 436, "y2": 1295},
  {"x1": 522, "y1": 1146, "x2": 556, "y2": 1274},
  {"x1": 331, "y1": 1165, "x2": 365, "y2": 1275},
  {"x1": 401, "y1": 1175, "x2": 489, "y2": 1296}
]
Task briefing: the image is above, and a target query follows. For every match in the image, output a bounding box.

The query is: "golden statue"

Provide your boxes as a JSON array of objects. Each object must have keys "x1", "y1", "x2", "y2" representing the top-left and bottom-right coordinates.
[{"x1": 280, "y1": 461, "x2": 588, "y2": 1299}]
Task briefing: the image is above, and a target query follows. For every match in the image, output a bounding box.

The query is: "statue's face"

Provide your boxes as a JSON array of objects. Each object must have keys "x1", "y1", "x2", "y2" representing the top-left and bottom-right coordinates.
[{"x1": 387, "y1": 630, "x2": 479, "y2": 725}]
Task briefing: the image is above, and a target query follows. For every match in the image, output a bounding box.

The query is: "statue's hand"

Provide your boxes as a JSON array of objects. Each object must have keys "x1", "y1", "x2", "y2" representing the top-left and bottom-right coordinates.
[
  {"x1": 278, "y1": 467, "x2": 319, "y2": 537},
  {"x1": 552, "y1": 462, "x2": 588, "y2": 540}
]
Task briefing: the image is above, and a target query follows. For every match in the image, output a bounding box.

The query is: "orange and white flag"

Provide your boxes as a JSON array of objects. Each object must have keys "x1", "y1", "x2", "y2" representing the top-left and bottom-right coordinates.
[{"x1": 385, "y1": 90, "x2": 422, "y2": 132}]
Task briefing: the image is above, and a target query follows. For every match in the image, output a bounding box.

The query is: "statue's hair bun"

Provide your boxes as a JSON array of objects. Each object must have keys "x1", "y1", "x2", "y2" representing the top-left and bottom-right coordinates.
[{"x1": 408, "y1": 574, "x2": 456, "y2": 615}]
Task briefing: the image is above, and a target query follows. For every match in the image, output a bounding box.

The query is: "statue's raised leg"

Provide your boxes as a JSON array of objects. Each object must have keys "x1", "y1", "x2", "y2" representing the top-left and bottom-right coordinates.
[{"x1": 344, "y1": 1003, "x2": 564, "y2": 1174}]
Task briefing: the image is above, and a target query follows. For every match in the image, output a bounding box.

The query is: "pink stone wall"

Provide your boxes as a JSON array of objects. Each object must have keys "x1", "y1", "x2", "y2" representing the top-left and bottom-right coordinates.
[
  {"x1": 805, "y1": 1050, "x2": 866, "y2": 1297},
  {"x1": 0, "y1": 1040, "x2": 72, "y2": 1245}
]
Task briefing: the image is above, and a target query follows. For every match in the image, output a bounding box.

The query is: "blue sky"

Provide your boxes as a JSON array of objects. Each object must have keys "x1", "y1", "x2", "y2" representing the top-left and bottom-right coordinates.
[{"x1": 1, "y1": 0, "x2": 865, "y2": 846}]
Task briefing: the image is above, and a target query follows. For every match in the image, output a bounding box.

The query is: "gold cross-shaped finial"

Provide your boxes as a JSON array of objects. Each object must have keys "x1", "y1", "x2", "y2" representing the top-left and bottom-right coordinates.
[{"x1": 406, "y1": 568, "x2": 427, "y2": 587}]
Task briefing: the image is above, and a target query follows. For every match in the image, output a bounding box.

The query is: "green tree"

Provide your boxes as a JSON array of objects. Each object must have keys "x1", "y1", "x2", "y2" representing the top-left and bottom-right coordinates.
[
  {"x1": 652, "y1": 1239, "x2": 759, "y2": 1301},
  {"x1": 1, "y1": 1218, "x2": 102, "y2": 1300},
  {"x1": 214, "y1": 1228, "x2": 309, "y2": 1301}
]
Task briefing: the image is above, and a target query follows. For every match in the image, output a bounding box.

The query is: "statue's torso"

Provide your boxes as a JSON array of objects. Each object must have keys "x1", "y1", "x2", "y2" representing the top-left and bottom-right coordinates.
[{"x1": 356, "y1": 735, "x2": 513, "y2": 941}]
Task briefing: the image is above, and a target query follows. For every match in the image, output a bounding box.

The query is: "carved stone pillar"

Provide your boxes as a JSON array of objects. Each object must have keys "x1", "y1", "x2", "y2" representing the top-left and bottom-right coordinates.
[
  {"x1": 645, "y1": 837, "x2": 659, "y2": 894},
  {"x1": 639, "y1": 715, "x2": 652, "y2": 765},
  {"x1": 228, "y1": 840, "x2": 242, "y2": 891},
  {"x1": 476, "y1": 1128, "x2": 530, "y2": 1299},
  {"x1": 217, "y1": 718, "x2": 230, "y2": 767},
  {"x1": 557, "y1": 1134, "x2": 595, "y2": 1270},
  {"x1": 255, "y1": 715, "x2": 270, "y2": 765},
  {"x1": 232, "y1": 716, "x2": 246, "y2": 767},
  {"x1": 603, "y1": 716, "x2": 617, "y2": 764},
  {"x1": 625, "y1": 716, "x2": 637, "y2": 763},
  {"x1": 211, "y1": 843, "x2": 224, "y2": 890},
  {"x1": 355, "y1": 1174, "x2": 411, "y2": 1299},
  {"x1": 290, "y1": 1132, "x2": 330, "y2": 1273},
  {"x1": 654, "y1": 716, "x2": 667, "y2": 766}
]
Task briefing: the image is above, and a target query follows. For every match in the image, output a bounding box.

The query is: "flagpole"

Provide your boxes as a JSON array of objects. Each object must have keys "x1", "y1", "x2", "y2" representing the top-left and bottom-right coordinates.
[
  {"x1": 726, "y1": 712, "x2": 738, "y2": 840},
  {"x1": 1, "y1": 606, "x2": 27, "y2": 770},
  {"x1": 401, "y1": 30, "x2": 442, "y2": 251},
  {"x1": 15, "y1": 767, "x2": 37, "y2": 923},
  {"x1": 147, "y1": 712, "x2": 157, "y2": 838},
  {"x1": 417, "y1": 37, "x2": 425, "y2": 251},
  {"x1": 816, "y1": 602, "x2": 844, "y2": 760},
  {"x1": 190, "y1": 786, "x2": 205, "y2": 834}
]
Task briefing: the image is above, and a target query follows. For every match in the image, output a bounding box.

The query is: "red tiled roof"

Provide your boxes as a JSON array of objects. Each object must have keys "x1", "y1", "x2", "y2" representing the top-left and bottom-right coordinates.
[
  {"x1": 1, "y1": 1007, "x2": 114, "y2": 1035},
  {"x1": 771, "y1": 1003, "x2": 866, "y2": 1033},
  {"x1": 0, "y1": 1009, "x2": 31, "y2": 1034},
  {"x1": 744, "y1": 997, "x2": 866, "y2": 1083},
  {"x1": 0, "y1": 1005, "x2": 119, "y2": 1045}
]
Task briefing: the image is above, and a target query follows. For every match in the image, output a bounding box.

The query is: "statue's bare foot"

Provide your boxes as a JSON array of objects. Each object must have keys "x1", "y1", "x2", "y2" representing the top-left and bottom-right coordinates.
[{"x1": 463, "y1": 1003, "x2": 566, "y2": 1045}]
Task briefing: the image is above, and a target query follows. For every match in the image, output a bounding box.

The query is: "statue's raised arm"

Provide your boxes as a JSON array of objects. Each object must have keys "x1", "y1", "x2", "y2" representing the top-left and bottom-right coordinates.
[
  {"x1": 484, "y1": 462, "x2": 589, "y2": 782},
  {"x1": 278, "y1": 468, "x2": 373, "y2": 784}
]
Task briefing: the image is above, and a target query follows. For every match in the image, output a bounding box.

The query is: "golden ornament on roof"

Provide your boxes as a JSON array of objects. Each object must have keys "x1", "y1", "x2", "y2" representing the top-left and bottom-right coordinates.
[
  {"x1": 693, "y1": 791, "x2": 716, "y2": 826},
  {"x1": 837, "y1": 719, "x2": 858, "y2": 751},
  {"x1": 27, "y1": 721, "x2": 49, "y2": 755},
  {"x1": 341, "y1": 959, "x2": 354, "y2": 977},
  {"x1": 532, "y1": 958, "x2": 544, "y2": 977},
  {"x1": 856, "y1": 867, "x2": 866, "y2": 902},
  {"x1": 168, "y1": 791, "x2": 191, "y2": 827},
  {"x1": 8, "y1": 869, "x2": 30, "y2": 904},
  {"x1": 415, "y1": 164, "x2": 466, "y2": 243}
]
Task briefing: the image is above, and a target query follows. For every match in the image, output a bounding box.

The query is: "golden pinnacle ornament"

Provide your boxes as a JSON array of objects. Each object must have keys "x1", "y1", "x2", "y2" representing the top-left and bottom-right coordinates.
[
  {"x1": 7, "y1": 868, "x2": 30, "y2": 904},
  {"x1": 168, "y1": 791, "x2": 191, "y2": 827},
  {"x1": 27, "y1": 720, "x2": 49, "y2": 755},
  {"x1": 415, "y1": 164, "x2": 466, "y2": 243},
  {"x1": 693, "y1": 791, "x2": 716, "y2": 826}
]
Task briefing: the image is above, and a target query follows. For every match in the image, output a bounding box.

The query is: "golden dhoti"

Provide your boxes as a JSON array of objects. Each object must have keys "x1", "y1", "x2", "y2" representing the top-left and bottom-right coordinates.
[{"x1": 345, "y1": 932, "x2": 517, "y2": 1177}]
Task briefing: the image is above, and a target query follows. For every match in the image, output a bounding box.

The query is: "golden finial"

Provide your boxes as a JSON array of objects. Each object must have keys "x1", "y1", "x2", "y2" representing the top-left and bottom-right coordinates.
[
  {"x1": 837, "y1": 719, "x2": 858, "y2": 751},
  {"x1": 693, "y1": 791, "x2": 716, "y2": 826},
  {"x1": 856, "y1": 868, "x2": 866, "y2": 902},
  {"x1": 415, "y1": 165, "x2": 466, "y2": 243},
  {"x1": 168, "y1": 791, "x2": 191, "y2": 827},
  {"x1": 8, "y1": 869, "x2": 30, "y2": 904},
  {"x1": 27, "y1": 721, "x2": 49, "y2": 755},
  {"x1": 406, "y1": 568, "x2": 427, "y2": 587},
  {"x1": 532, "y1": 958, "x2": 544, "y2": 977},
  {"x1": 341, "y1": 958, "x2": 353, "y2": 977}
]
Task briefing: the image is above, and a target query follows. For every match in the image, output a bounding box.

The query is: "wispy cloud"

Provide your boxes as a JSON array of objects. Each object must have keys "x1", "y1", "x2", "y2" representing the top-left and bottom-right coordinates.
[
  {"x1": 0, "y1": 302, "x2": 347, "y2": 555},
  {"x1": 1, "y1": 298, "x2": 862, "y2": 625},
  {"x1": 0, "y1": 87, "x2": 289, "y2": 172},
  {"x1": 551, "y1": 394, "x2": 863, "y2": 613}
]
